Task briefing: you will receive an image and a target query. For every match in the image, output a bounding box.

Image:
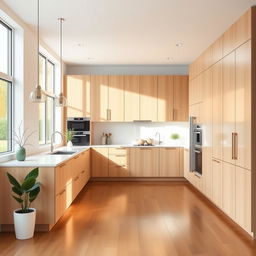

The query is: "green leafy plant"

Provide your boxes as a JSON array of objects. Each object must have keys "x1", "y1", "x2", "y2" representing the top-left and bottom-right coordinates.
[
  {"x1": 7, "y1": 168, "x2": 41, "y2": 213},
  {"x1": 170, "y1": 133, "x2": 180, "y2": 140},
  {"x1": 66, "y1": 129, "x2": 74, "y2": 142}
]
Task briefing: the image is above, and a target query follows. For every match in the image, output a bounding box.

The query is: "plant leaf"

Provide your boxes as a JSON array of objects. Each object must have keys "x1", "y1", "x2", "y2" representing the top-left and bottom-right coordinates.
[
  {"x1": 28, "y1": 183, "x2": 41, "y2": 194},
  {"x1": 25, "y1": 168, "x2": 39, "y2": 180},
  {"x1": 6, "y1": 173, "x2": 21, "y2": 189},
  {"x1": 12, "y1": 195, "x2": 23, "y2": 203},
  {"x1": 12, "y1": 186, "x2": 23, "y2": 196},
  {"x1": 29, "y1": 195, "x2": 38, "y2": 203},
  {"x1": 21, "y1": 177, "x2": 36, "y2": 191}
]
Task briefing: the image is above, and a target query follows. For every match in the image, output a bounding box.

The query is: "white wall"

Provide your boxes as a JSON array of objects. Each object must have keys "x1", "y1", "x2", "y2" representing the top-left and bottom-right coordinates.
[
  {"x1": 66, "y1": 64, "x2": 188, "y2": 75},
  {"x1": 93, "y1": 122, "x2": 189, "y2": 147},
  {"x1": 0, "y1": 2, "x2": 63, "y2": 162}
]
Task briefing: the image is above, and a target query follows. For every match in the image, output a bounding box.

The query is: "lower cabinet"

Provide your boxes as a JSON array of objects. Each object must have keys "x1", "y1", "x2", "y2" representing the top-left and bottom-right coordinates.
[
  {"x1": 211, "y1": 158, "x2": 222, "y2": 209},
  {"x1": 91, "y1": 148, "x2": 109, "y2": 177}
]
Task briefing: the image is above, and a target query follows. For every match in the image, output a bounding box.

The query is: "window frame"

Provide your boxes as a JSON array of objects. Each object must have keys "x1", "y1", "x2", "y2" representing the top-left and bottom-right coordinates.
[
  {"x1": 0, "y1": 19, "x2": 13, "y2": 155},
  {"x1": 39, "y1": 52, "x2": 56, "y2": 145}
]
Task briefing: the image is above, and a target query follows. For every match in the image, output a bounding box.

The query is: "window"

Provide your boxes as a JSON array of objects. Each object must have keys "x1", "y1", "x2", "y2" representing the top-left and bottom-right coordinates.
[
  {"x1": 38, "y1": 53, "x2": 55, "y2": 145},
  {"x1": 0, "y1": 20, "x2": 13, "y2": 154}
]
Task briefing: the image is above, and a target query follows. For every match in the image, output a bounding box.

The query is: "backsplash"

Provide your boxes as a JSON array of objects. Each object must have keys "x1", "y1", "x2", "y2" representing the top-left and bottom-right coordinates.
[{"x1": 93, "y1": 122, "x2": 189, "y2": 146}]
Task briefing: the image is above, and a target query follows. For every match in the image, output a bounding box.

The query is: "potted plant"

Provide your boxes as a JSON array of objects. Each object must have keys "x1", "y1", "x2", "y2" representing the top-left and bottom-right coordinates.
[
  {"x1": 170, "y1": 133, "x2": 180, "y2": 146},
  {"x1": 7, "y1": 168, "x2": 41, "y2": 240},
  {"x1": 13, "y1": 124, "x2": 35, "y2": 161},
  {"x1": 66, "y1": 129, "x2": 74, "y2": 150}
]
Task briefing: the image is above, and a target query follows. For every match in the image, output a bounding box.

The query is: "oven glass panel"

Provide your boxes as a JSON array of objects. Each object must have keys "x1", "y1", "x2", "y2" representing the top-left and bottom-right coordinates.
[
  {"x1": 68, "y1": 121, "x2": 90, "y2": 131},
  {"x1": 195, "y1": 149, "x2": 202, "y2": 175}
]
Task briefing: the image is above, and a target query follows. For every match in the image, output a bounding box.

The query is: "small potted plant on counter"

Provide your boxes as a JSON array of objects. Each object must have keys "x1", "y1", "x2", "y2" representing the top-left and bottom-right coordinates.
[
  {"x1": 66, "y1": 129, "x2": 74, "y2": 150},
  {"x1": 170, "y1": 133, "x2": 180, "y2": 146},
  {"x1": 7, "y1": 168, "x2": 41, "y2": 240}
]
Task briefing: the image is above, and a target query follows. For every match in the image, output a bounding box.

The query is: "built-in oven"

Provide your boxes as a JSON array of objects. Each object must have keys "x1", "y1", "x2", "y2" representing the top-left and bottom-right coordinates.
[
  {"x1": 194, "y1": 146, "x2": 202, "y2": 176},
  {"x1": 67, "y1": 117, "x2": 90, "y2": 146},
  {"x1": 194, "y1": 125, "x2": 202, "y2": 147}
]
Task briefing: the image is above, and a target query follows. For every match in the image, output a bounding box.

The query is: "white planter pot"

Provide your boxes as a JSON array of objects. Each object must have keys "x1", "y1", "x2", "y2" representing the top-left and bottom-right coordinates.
[
  {"x1": 13, "y1": 208, "x2": 36, "y2": 240},
  {"x1": 67, "y1": 140, "x2": 73, "y2": 151}
]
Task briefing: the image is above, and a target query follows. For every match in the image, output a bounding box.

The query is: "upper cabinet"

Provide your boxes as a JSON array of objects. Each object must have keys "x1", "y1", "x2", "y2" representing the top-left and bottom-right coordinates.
[
  {"x1": 157, "y1": 76, "x2": 174, "y2": 122},
  {"x1": 90, "y1": 75, "x2": 109, "y2": 121},
  {"x1": 139, "y1": 76, "x2": 158, "y2": 121},
  {"x1": 65, "y1": 75, "x2": 91, "y2": 118},
  {"x1": 124, "y1": 75, "x2": 140, "y2": 121},
  {"x1": 108, "y1": 75, "x2": 124, "y2": 122}
]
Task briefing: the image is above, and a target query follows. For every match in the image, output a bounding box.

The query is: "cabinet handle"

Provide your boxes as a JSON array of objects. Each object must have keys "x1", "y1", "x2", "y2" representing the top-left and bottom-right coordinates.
[
  {"x1": 81, "y1": 170, "x2": 85, "y2": 173},
  {"x1": 107, "y1": 109, "x2": 111, "y2": 120},
  {"x1": 234, "y1": 132, "x2": 238, "y2": 160},
  {"x1": 212, "y1": 159, "x2": 220, "y2": 164},
  {"x1": 115, "y1": 154, "x2": 126, "y2": 157},
  {"x1": 173, "y1": 109, "x2": 176, "y2": 121},
  {"x1": 117, "y1": 165, "x2": 126, "y2": 168},
  {"x1": 74, "y1": 156, "x2": 79, "y2": 159},
  {"x1": 139, "y1": 148, "x2": 152, "y2": 150},
  {"x1": 74, "y1": 176, "x2": 79, "y2": 181},
  {"x1": 59, "y1": 189, "x2": 66, "y2": 195},
  {"x1": 59, "y1": 163, "x2": 66, "y2": 168},
  {"x1": 232, "y1": 132, "x2": 237, "y2": 160}
]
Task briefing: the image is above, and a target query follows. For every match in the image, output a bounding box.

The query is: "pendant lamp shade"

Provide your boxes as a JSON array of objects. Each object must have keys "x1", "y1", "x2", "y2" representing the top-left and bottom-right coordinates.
[
  {"x1": 30, "y1": 0, "x2": 46, "y2": 103},
  {"x1": 55, "y1": 18, "x2": 67, "y2": 107}
]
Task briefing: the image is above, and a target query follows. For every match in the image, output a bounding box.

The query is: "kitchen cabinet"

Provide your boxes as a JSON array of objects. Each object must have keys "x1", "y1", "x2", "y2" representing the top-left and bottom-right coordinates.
[
  {"x1": 235, "y1": 166, "x2": 251, "y2": 233},
  {"x1": 211, "y1": 37, "x2": 223, "y2": 65},
  {"x1": 189, "y1": 103, "x2": 202, "y2": 124},
  {"x1": 124, "y1": 75, "x2": 140, "y2": 121},
  {"x1": 91, "y1": 75, "x2": 109, "y2": 121},
  {"x1": 159, "y1": 148, "x2": 181, "y2": 177},
  {"x1": 108, "y1": 75, "x2": 124, "y2": 121},
  {"x1": 65, "y1": 75, "x2": 91, "y2": 118},
  {"x1": 55, "y1": 188, "x2": 67, "y2": 223},
  {"x1": 183, "y1": 148, "x2": 190, "y2": 181},
  {"x1": 139, "y1": 76, "x2": 158, "y2": 121},
  {"x1": 157, "y1": 76, "x2": 174, "y2": 122},
  {"x1": 235, "y1": 41, "x2": 251, "y2": 170},
  {"x1": 91, "y1": 147, "x2": 109, "y2": 177},
  {"x1": 129, "y1": 148, "x2": 159, "y2": 177},
  {"x1": 108, "y1": 148, "x2": 130, "y2": 177},
  {"x1": 189, "y1": 74, "x2": 202, "y2": 105},
  {"x1": 212, "y1": 158, "x2": 222, "y2": 209},
  {"x1": 222, "y1": 161, "x2": 235, "y2": 219},
  {"x1": 222, "y1": 51, "x2": 236, "y2": 165},
  {"x1": 212, "y1": 61, "x2": 222, "y2": 160},
  {"x1": 173, "y1": 76, "x2": 189, "y2": 121}
]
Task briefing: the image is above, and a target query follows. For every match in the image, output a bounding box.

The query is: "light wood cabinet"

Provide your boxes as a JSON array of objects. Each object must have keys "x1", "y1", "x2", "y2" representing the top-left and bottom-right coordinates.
[
  {"x1": 173, "y1": 76, "x2": 189, "y2": 121},
  {"x1": 189, "y1": 103, "x2": 202, "y2": 124},
  {"x1": 212, "y1": 158, "x2": 222, "y2": 209},
  {"x1": 108, "y1": 75, "x2": 124, "y2": 121},
  {"x1": 212, "y1": 61, "x2": 222, "y2": 160},
  {"x1": 222, "y1": 161, "x2": 235, "y2": 219},
  {"x1": 55, "y1": 188, "x2": 67, "y2": 223},
  {"x1": 139, "y1": 76, "x2": 158, "y2": 121},
  {"x1": 189, "y1": 75, "x2": 202, "y2": 105},
  {"x1": 130, "y1": 148, "x2": 159, "y2": 177},
  {"x1": 235, "y1": 166, "x2": 251, "y2": 233},
  {"x1": 183, "y1": 148, "x2": 190, "y2": 180},
  {"x1": 91, "y1": 148, "x2": 109, "y2": 177},
  {"x1": 159, "y1": 148, "x2": 181, "y2": 177},
  {"x1": 157, "y1": 76, "x2": 174, "y2": 121},
  {"x1": 222, "y1": 51, "x2": 236, "y2": 165},
  {"x1": 108, "y1": 148, "x2": 130, "y2": 177},
  {"x1": 124, "y1": 75, "x2": 140, "y2": 121},
  {"x1": 65, "y1": 75, "x2": 91, "y2": 118},
  {"x1": 91, "y1": 75, "x2": 109, "y2": 121},
  {"x1": 235, "y1": 40, "x2": 251, "y2": 170},
  {"x1": 211, "y1": 38, "x2": 223, "y2": 65}
]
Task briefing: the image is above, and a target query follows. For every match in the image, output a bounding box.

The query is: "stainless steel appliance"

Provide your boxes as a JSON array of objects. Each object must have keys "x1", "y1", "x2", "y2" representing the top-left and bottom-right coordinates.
[
  {"x1": 189, "y1": 117, "x2": 202, "y2": 175},
  {"x1": 67, "y1": 117, "x2": 90, "y2": 146}
]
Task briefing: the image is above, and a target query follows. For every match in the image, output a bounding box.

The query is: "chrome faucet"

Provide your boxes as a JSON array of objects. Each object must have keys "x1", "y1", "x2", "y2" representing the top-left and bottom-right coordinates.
[
  {"x1": 51, "y1": 131, "x2": 64, "y2": 153},
  {"x1": 155, "y1": 132, "x2": 162, "y2": 145}
]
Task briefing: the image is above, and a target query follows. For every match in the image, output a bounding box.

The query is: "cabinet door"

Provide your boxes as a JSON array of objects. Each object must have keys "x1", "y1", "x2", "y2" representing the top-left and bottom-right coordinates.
[
  {"x1": 222, "y1": 161, "x2": 235, "y2": 219},
  {"x1": 212, "y1": 61, "x2": 222, "y2": 160},
  {"x1": 189, "y1": 103, "x2": 201, "y2": 124},
  {"x1": 157, "y1": 76, "x2": 174, "y2": 121},
  {"x1": 139, "y1": 76, "x2": 158, "y2": 121},
  {"x1": 235, "y1": 41, "x2": 251, "y2": 170},
  {"x1": 159, "y1": 148, "x2": 180, "y2": 177},
  {"x1": 130, "y1": 148, "x2": 159, "y2": 177},
  {"x1": 55, "y1": 188, "x2": 67, "y2": 223},
  {"x1": 109, "y1": 75, "x2": 124, "y2": 121},
  {"x1": 183, "y1": 148, "x2": 190, "y2": 180},
  {"x1": 124, "y1": 75, "x2": 140, "y2": 121},
  {"x1": 108, "y1": 148, "x2": 129, "y2": 177},
  {"x1": 222, "y1": 52, "x2": 236, "y2": 165},
  {"x1": 235, "y1": 166, "x2": 251, "y2": 233},
  {"x1": 212, "y1": 159, "x2": 222, "y2": 209},
  {"x1": 91, "y1": 75, "x2": 109, "y2": 121},
  {"x1": 91, "y1": 148, "x2": 109, "y2": 177},
  {"x1": 65, "y1": 75, "x2": 91, "y2": 118},
  {"x1": 173, "y1": 76, "x2": 189, "y2": 121}
]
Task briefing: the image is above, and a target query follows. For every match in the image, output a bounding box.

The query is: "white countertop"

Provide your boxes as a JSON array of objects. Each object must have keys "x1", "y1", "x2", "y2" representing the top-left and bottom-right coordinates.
[{"x1": 0, "y1": 144, "x2": 183, "y2": 167}]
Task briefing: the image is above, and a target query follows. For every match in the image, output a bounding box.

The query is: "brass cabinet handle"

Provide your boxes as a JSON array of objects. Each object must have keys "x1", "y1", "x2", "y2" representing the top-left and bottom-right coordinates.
[
  {"x1": 107, "y1": 109, "x2": 111, "y2": 120},
  {"x1": 117, "y1": 165, "x2": 127, "y2": 168},
  {"x1": 212, "y1": 159, "x2": 221, "y2": 164},
  {"x1": 81, "y1": 170, "x2": 86, "y2": 173},
  {"x1": 115, "y1": 154, "x2": 126, "y2": 157},
  {"x1": 59, "y1": 163, "x2": 66, "y2": 168},
  {"x1": 59, "y1": 189, "x2": 66, "y2": 195},
  {"x1": 232, "y1": 132, "x2": 235, "y2": 160},
  {"x1": 74, "y1": 176, "x2": 79, "y2": 181},
  {"x1": 234, "y1": 132, "x2": 238, "y2": 160}
]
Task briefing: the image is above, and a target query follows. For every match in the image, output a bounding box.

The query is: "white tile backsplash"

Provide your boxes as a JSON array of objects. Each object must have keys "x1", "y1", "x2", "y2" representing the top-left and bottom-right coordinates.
[{"x1": 93, "y1": 122, "x2": 189, "y2": 147}]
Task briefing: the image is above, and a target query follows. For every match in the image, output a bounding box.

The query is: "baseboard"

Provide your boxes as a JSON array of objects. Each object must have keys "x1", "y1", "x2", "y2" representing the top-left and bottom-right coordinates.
[{"x1": 90, "y1": 177, "x2": 187, "y2": 182}]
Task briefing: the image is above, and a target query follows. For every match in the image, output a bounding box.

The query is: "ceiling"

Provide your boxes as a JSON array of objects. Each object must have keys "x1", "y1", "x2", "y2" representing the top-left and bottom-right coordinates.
[{"x1": 3, "y1": 0, "x2": 256, "y2": 65}]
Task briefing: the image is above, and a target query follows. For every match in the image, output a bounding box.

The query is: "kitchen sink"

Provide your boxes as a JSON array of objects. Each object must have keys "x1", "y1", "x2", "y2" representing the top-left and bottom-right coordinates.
[{"x1": 50, "y1": 151, "x2": 76, "y2": 155}]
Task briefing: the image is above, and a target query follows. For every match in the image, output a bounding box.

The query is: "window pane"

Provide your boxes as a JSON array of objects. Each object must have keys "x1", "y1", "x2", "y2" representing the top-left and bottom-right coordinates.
[
  {"x1": 39, "y1": 102, "x2": 46, "y2": 145},
  {"x1": 39, "y1": 55, "x2": 46, "y2": 89},
  {"x1": 46, "y1": 98, "x2": 53, "y2": 143},
  {"x1": 0, "y1": 79, "x2": 12, "y2": 153},
  {"x1": 47, "y1": 61, "x2": 54, "y2": 92},
  {"x1": 0, "y1": 22, "x2": 11, "y2": 75}
]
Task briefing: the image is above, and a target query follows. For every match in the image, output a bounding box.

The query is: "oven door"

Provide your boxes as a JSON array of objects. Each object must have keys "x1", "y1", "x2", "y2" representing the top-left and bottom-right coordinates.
[
  {"x1": 71, "y1": 135, "x2": 90, "y2": 146},
  {"x1": 194, "y1": 147, "x2": 202, "y2": 176},
  {"x1": 67, "y1": 121, "x2": 90, "y2": 132}
]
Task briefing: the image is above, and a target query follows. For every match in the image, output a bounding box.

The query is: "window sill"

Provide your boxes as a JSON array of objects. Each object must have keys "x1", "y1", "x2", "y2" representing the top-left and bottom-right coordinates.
[{"x1": 0, "y1": 152, "x2": 16, "y2": 163}]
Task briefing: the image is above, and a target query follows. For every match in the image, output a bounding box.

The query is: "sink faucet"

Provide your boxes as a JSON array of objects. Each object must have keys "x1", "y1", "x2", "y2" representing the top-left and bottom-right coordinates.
[
  {"x1": 51, "y1": 131, "x2": 64, "y2": 153},
  {"x1": 155, "y1": 132, "x2": 162, "y2": 145}
]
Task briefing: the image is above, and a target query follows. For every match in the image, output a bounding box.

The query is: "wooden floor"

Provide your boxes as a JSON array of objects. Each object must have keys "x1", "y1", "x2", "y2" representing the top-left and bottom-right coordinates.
[{"x1": 1, "y1": 181, "x2": 256, "y2": 256}]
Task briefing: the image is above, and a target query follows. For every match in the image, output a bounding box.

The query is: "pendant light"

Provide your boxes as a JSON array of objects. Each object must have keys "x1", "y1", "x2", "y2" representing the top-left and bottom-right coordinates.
[
  {"x1": 55, "y1": 18, "x2": 67, "y2": 107},
  {"x1": 29, "y1": 0, "x2": 46, "y2": 103}
]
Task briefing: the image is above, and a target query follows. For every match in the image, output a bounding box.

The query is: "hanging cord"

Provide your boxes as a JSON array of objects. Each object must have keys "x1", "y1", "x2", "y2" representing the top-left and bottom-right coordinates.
[
  {"x1": 59, "y1": 18, "x2": 64, "y2": 92},
  {"x1": 37, "y1": 0, "x2": 40, "y2": 86}
]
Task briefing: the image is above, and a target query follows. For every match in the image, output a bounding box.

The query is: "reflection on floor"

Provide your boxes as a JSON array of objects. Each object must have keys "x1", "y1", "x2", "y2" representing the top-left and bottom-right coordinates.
[{"x1": 1, "y1": 181, "x2": 256, "y2": 256}]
